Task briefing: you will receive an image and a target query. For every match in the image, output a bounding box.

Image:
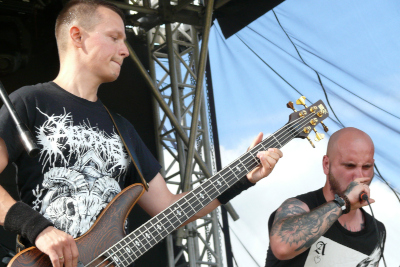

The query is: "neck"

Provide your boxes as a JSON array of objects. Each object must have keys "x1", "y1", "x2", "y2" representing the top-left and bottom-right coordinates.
[
  {"x1": 54, "y1": 58, "x2": 101, "y2": 102},
  {"x1": 338, "y1": 209, "x2": 364, "y2": 232}
]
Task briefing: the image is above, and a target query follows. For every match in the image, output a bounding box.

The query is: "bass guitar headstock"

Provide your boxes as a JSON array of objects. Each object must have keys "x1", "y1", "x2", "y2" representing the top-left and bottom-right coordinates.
[{"x1": 287, "y1": 96, "x2": 329, "y2": 148}]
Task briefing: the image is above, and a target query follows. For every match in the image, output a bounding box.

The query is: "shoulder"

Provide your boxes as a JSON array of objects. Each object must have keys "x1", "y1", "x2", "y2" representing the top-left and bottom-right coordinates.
[
  {"x1": 269, "y1": 189, "x2": 323, "y2": 226},
  {"x1": 14, "y1": 82, "x2": 52, "y2": 95},
  {"x1": 10, "y1": 82, "x2": 54, "y2": 102},
  {"x1": 295, "y1": 187, "x2": 324, "y2": 209}
]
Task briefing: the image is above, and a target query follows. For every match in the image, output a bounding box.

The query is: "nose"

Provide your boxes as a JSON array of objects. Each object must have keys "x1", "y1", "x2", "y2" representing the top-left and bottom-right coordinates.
[
  {"x1": 120, "y1": 42, "x2": 129, "y2": 58},
  {"x1": 353, "y1": 166, "x2": 363, "y2": 179}
]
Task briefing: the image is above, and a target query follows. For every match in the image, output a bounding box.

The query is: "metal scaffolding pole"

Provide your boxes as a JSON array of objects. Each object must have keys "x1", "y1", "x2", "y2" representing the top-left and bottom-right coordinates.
[
  {"x1": 147, "y1": 20, "x2": 223, "y2": 265},
  {"x1": 145, "y1": 3, "x2": 223, "y2": 266},
  {"x1": 121, "y1": 1, "x2": 232, "y2": 266}
]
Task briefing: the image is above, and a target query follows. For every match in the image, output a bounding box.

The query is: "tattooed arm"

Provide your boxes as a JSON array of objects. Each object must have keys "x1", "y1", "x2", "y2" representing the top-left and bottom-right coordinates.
[
  {"x1": 269, "y1": 198, "x2": 342, "y2": 260},
  {"x1": 269, "y1": 178, "x2": 375, "y2": 260}
]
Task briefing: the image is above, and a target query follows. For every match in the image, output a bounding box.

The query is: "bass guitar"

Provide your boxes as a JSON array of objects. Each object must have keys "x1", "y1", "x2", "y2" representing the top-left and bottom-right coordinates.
[{"x1": 8, "y1": 98, "x2": 329, "y2": 267}]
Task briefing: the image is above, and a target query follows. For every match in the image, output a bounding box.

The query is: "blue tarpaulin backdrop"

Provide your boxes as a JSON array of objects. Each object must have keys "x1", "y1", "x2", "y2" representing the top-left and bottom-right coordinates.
[{"x1": 208, "y1": 0, "x2": 400, "y2": 266}]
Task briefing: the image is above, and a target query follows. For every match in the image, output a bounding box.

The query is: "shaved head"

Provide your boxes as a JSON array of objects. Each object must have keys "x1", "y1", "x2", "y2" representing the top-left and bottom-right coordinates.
[
  {"x1": 327, "y1": 127, "x2": 374, "y2": 158},
  {"x1": 323, "y1": 127, "x2": 375, "y2": 195},
  {"x1": 55, "y1": 0, "x2": 125, "y2": 54}
]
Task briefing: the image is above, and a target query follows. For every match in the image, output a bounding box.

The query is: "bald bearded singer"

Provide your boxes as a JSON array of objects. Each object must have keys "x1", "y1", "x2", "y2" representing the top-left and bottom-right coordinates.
[{"x1": 265, "y1": 127, "x2": 386, "y2": 267}]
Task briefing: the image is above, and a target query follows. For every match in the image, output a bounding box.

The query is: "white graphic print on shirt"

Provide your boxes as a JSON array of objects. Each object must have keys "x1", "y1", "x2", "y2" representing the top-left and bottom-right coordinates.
[
  {"x1": 304, "y1": 236, "x2": 382, "y2": 267},
  {"x1": 31, "y1": 108, "x2": 129, "y2": 238}
]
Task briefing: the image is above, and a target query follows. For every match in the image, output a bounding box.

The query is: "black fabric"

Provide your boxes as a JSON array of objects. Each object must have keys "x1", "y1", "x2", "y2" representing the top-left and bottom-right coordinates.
[
  {"x1": 0, "y1": 82, "x2": 161, "y2": 239},
  {"x1": 4, "y1": 201, "x2": 53, "y2": 245},
  {"x1": 106, "y1": 107, "x2": 147, "y2": 189},
  {"x1": 265, "y1": 188, "x2": 386, "y2": 267},
  {"x1": 217, "y1": 176, "x2": 255, "y2": 204}
]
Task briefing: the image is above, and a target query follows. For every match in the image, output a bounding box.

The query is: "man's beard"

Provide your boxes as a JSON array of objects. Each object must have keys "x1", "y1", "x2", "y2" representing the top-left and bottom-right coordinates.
[
  {"x1": 328, "y1": 165, "x2": 374, "y2": 195},
  {"x1": 328, "y1": 170, "x2": 345, "y2": 195}
]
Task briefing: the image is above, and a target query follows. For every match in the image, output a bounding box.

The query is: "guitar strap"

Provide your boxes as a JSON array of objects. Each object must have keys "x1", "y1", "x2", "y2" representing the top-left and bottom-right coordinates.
[{"x1": 103, "y1": 105, "x2": 149, "y2": 191}]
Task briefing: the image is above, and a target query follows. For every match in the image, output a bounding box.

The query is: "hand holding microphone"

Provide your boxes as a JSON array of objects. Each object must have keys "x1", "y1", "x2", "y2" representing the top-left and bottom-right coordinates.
[{"x1": 344, "y1": 178, "x2": 375, "y2": 211}]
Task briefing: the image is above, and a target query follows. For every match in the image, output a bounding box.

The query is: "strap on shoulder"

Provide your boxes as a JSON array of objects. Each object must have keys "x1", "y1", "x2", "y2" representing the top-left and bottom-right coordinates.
[{"x1": 103, "y1": 105, "x2": 149, "y2": 191}]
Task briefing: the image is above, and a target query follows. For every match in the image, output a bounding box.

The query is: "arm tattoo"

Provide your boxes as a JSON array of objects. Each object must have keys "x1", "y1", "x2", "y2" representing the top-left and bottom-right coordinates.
[
  {"x1": 270, "y1": 198, "x2": 307, "y2": 236},
  {"x1": 271, "y1": 199, "x2": 341, "y2": 252}
]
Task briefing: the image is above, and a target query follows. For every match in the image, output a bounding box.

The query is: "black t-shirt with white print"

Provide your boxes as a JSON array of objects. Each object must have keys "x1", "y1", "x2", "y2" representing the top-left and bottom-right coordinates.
[
  {"x1": 265, "y1": 188, "x2": 386, "y2": 267},
  {"x1": 0, "y1": 82, "x2": 161, "y2": 239}
]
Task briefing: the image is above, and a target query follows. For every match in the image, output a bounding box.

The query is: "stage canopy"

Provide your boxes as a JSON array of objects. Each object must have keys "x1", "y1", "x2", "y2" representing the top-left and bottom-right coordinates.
[{"x1": 208, "y1": 0, "x2": 400, "y2": 266}]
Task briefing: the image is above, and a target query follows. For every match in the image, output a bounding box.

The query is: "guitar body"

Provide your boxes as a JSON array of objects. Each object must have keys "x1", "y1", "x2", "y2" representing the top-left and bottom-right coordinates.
[{"x1": 8, "y1": 184, "x2": 145, "y2": 267}]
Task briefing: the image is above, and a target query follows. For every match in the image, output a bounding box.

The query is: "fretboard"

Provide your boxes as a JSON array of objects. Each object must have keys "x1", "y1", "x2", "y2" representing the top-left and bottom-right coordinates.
[{"x1": 96, "y1": 119, "x2": 304, "y2": 266}]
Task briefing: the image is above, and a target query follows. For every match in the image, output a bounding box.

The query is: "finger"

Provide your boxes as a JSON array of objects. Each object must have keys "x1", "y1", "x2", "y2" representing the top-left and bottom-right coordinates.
[
  {"x1": 248, "y1": 132, "x2": 263, "y2": 150},
  {"x1": 63, "y1": 246, "x2": 73, "y2": 267},
  {"x1": 71, "y1": 241, "x2": 79, "y2": 267},
  {"x1": 266, "y1": 148, "x2": 283, "y2": 161},
  {"x1": 265, "y1": 156, "x2": 278, "y2": 169},
  {"x1": 48, "y1": 250, "x2": 61, "y2": 267},
  {"x1": 258, "y1": 153, "x2": 276, "y2": 171},
  {"x1": 256, "y1": 151, "x2": 281, "y2": 169},
  {"x1": 364, "y1": 184, "x2": 371, "y2": 196},
  {"x1": 258, "y1": 154, "x2": 272, "y2": 169},
  {"x1": 269, "y1": 148, "x2": 283, "y2": 158},
  {"x1": 355, "y1": 177, "x2": 371, "y2": 184}
]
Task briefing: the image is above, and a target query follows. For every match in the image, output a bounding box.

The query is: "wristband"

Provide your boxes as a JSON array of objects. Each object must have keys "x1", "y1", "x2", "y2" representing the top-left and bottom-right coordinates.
[
  {"x1": 338, "y1": 193, "x2": 351, "y2": 214},
  {"x1": 333, "y1": 194, "x2": 346, "y2": 213},
  {"x1": 217, "y1": 176, "x2": 255, "y2": 204},
  {"x1": 4, "y1": 202, "x2": 54, "y2": 245}
]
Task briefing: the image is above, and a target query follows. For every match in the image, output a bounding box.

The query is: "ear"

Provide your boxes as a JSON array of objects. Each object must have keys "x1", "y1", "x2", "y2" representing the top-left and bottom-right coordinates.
[
  {"x1": 70, "y1": 26, "x2": 83, "y2": 48},
  {"x1": 322, "y1": 155, "x2": 330, "y2": 175}
]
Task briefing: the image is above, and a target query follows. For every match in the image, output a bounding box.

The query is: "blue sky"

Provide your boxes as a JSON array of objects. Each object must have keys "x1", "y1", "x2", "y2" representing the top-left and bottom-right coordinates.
[{"x1": 208, "y1": 0, "x2": 400, "y2": 265}]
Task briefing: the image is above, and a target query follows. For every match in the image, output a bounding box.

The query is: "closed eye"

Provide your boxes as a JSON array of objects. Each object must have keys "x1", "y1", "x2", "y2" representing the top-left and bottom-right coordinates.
[
  {"x1": 363, "y1": 164, "x2": 373, "y2": 170},
  {"x1": 344, "y1": 163, "x2": 356, "y2": 168}
]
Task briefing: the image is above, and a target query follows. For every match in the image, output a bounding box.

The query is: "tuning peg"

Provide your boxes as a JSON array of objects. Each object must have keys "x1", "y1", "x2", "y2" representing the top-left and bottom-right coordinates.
[
  {"x1": 320, "y1": 121, "x2": 329, "y2": 132},
  {"x1": 286, "y1": 101, "x2": 297, "y2": 112},
  {"x1": 313, "y1": 129, "x2": 325, "y2": 142},
  {"x1": 306, "y1": 136, "x2": 315, "y2": 148},
  {"x1": 296, "y1": 96, "x2": 308, "y2": 108}
]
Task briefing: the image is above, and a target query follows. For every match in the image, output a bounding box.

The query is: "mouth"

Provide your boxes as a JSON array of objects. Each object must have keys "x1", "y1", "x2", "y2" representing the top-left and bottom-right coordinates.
[{"x1": 112, "y1": 60, "x2": 122, "y2": 67}]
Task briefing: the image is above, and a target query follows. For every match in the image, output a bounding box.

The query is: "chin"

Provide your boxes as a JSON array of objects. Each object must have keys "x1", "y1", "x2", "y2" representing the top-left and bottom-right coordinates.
[{"x1": 103, "y1": 73, "x2": 120, "y2": 83}]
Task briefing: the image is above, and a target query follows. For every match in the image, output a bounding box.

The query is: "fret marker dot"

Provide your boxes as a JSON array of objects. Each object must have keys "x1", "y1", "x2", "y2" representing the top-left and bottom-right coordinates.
[
  {"x1": 125, "y1": 247, "x2": 131, "y2": 253},
  {"x1": 146, "y1": 233, "x2": 150, "y2": 239},
  {"x1": 217, "y1": 181, "x2": 221, "y2": 186},
  {"x1": 135, "y1": 241, "x2": 141, "y2": 247},
  {"x1": 236, "y1": 166, "x2": 240, "y2": 172},
  {"x1": 113, "y1": 256, "x2": 120, "y2": 264},
  {"x1": 157, "y1": 224, "x2": 162, "y2": 230},
  {"x1": 200, "y1": 193, "x2": 204, "y2": 199}
]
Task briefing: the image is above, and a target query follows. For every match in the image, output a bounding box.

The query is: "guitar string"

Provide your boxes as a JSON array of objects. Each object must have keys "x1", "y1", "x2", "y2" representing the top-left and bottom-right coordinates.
[{"x1": 87, "y1": 111, "x2": 323, "y2": 267}]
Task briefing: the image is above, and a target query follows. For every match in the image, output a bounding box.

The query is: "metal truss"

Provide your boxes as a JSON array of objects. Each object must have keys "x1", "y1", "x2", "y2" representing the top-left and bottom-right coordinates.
[
  {"x1": 147, "y1": 21, "x2": 223, "y2": 267},
  {"x1": 120, "y1": 0, "x2": 227, "y2": 266}
]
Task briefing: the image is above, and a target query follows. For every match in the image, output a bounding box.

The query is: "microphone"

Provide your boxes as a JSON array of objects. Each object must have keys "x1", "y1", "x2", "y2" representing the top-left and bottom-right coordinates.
[
  {"x1": 359, "y1": 192, "x2": 368, "y2": 201},
  {"x1": 0, "y1": 80, "x2": 39, "y2": 157}
]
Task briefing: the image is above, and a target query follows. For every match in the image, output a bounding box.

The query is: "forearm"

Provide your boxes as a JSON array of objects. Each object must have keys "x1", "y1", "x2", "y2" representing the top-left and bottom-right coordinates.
[
  {"x1": 0, "y1": 185, "x2": 17, "y2": 224},
  {"x1": 270, "y1": 201, "x2": 341, "y2": 260},
  {"x1": 0, "y1": 137, "x2": 13, "y2": 224}
]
